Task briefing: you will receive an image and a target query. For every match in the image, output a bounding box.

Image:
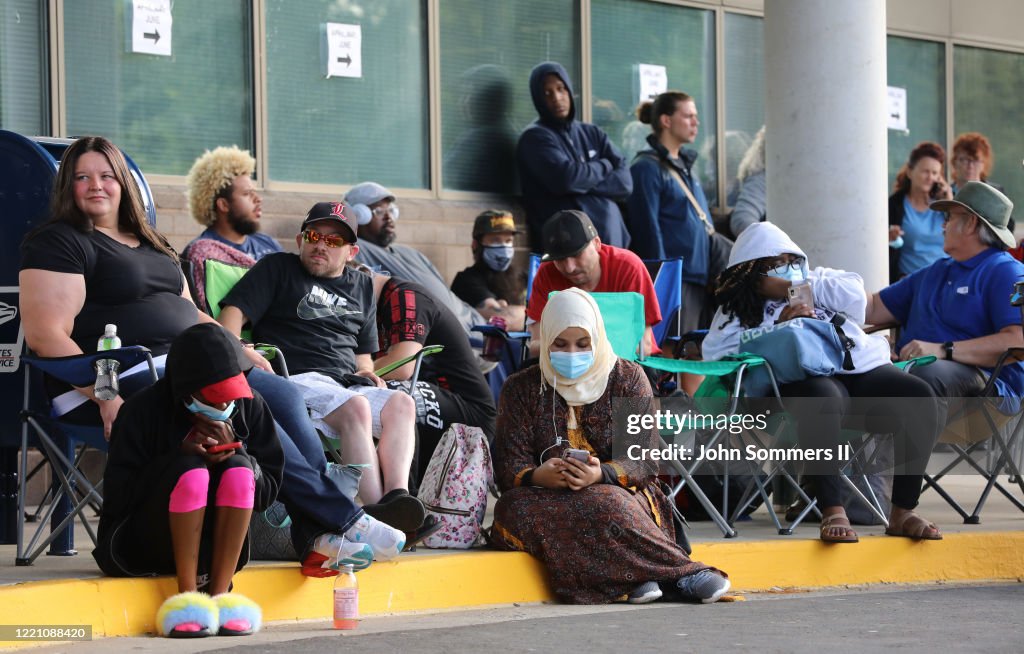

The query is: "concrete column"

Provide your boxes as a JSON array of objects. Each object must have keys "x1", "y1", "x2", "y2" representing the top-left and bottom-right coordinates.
[{"x1": 764, "y1": 0, "x2": 889, "y2": 292}]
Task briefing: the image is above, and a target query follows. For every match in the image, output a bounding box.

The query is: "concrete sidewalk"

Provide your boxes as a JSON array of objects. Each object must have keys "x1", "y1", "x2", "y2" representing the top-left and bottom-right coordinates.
[{"x1": 1, "y1": 476, "x2": 1022, "y2": 647}]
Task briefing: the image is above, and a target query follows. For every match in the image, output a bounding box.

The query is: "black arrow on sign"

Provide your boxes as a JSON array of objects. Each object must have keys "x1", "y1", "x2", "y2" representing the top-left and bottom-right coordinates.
[
  {"x1": 337, "y1": 54, "x2": 351, "y2": 67},
  {"x1": 144, "y1": 29, "x2": 161, "y2": 44}
]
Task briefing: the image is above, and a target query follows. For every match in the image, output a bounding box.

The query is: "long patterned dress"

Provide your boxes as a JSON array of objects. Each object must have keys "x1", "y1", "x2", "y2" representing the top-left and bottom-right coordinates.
[{"x1": 491, "y1": 358, "x2": 719, "y2": 604}]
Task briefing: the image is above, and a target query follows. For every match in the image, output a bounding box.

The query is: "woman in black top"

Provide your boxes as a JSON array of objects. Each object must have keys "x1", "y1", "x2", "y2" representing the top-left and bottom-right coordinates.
[{"x1": 19, "y1": 136, "x2": 272, "y2": 437}]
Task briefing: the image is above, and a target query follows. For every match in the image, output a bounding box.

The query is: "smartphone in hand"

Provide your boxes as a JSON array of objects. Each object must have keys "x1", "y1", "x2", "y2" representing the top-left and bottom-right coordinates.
[
  {"x1": 787, "y1": 281, "x2": 814, "y2": 309},
  {"x1": 206, "y1": 441, "x2": 242, "y2": 453},
  {"x1": 562, "y1": 448, "x2": 590, "y2": 462}
]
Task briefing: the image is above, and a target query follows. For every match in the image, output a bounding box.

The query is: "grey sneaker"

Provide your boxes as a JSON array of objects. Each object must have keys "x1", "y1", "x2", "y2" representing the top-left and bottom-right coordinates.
[
  {"x1": 627, "y1": 581, "x2": 663, "y2": 604},
  {"x1": 676, "y1": 570, "x2": 730, "y2": 604}
]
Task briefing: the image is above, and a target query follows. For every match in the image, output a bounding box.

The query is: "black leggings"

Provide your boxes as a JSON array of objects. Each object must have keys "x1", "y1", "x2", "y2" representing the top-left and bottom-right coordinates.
[{"x1": 780, "y1": 365, "x2": 939, "y2": 511}]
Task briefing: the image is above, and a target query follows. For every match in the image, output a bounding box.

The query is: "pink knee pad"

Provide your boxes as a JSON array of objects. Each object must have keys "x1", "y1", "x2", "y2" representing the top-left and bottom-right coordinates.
[
  {"x1": 168, "y1": 468, "x2": 210, "y2": 513},
  {"x1": 215, "y1": 467, "x2": 255, "y2": 509}
]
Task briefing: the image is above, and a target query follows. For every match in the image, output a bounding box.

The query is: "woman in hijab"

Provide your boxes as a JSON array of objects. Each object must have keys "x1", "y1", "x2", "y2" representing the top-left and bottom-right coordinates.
[
  {"x1": 490, "y1": 288, "x2": 730, "y2": 605},
  {"x1": 702, "y1": 223, "x2": 943, "y2": 543}
]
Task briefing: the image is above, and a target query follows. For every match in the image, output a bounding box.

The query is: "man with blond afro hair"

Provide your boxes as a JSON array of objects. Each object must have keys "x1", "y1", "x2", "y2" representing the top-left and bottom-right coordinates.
[{"x1": 182, "y1": 146, "x2": 282, "y2": 309}]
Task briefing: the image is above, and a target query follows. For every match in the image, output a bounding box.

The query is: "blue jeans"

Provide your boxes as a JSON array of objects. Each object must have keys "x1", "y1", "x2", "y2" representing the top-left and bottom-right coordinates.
[{"x1": 247, "y1": 369, "x2": 362, "y2": 555}]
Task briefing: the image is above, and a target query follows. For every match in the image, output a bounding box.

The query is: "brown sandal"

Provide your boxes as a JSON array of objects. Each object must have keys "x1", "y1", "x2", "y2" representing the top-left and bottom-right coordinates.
[
  {"x1": 885, "y1": 511, "x2": 942, "y2": 540},
  {"x1": 820, "y1": 514, "x2": 859, "y2": 543}
]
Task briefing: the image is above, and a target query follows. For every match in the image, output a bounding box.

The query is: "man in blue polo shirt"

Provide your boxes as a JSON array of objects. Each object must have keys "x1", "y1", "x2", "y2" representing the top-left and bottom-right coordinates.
[{"x1": 867, "y1": 181, "x2": 1024, "y2": 422}]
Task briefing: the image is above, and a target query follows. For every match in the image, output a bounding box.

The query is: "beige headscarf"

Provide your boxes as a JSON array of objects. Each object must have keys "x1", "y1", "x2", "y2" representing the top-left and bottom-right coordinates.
[{"x1": 538, "y1": 288, "x2": 618, "y2": 428}]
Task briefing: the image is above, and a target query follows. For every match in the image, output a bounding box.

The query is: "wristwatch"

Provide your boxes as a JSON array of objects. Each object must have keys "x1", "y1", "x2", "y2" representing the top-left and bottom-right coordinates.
[{"x1": 942, "y1": 341, "x2": 954, "y2": 361}]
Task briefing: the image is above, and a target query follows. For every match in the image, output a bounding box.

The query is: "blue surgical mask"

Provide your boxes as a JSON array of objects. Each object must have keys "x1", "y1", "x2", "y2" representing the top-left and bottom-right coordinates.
[
  {"x1": 764, "y1": 264, "x2": 805, "y2": 284},
  {"x1": 481, "y1": 244, "x2": 514, "y2": 272},
  {"x1": 549, "y1": 350, "x2": 594, "y2": 379},
  {"x1": 889, "y1": 236, "x2": 904, "y2": 249},
  {"x1": 185, "y1": 397, "x2": 236, "y2": 422}
]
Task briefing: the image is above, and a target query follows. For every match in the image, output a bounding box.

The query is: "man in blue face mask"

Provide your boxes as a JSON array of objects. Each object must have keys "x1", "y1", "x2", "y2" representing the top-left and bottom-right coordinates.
[{"x1": 451, "y1": 210, "x2": 527, "y2": 328}]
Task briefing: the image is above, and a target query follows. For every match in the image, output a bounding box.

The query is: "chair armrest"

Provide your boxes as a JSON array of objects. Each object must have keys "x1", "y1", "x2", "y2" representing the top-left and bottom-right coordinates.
[
  {"x1": 22, "y1": 346, "x2": 157, "y2": 387},
  {"x1": 374, "y1": 344, "x2": 444, "y2": 378},
  {"x1": 471, "y1": 324, "x2": 530, "y2": 342},
  {"x1": 255, "y1": 344, "x2": 290, "y2": 378}
]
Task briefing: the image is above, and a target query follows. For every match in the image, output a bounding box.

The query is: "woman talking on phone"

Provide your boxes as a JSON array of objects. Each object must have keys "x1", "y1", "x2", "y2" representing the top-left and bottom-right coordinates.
[
  {"x1": 490, "y1": 288, "x2": 730, "y2": 605},
  {"x1": 888, "y1": 141, "x2": 952, "y2": 282},
  {"x1": 703, "y1": 223, "x2": 943, "y2": 543}
]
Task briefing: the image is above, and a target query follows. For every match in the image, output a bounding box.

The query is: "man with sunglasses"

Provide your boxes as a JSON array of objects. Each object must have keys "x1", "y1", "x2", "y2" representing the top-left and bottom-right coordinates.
[
  {"x1": 344, "y1": 182, "x2": 487, "y2": 343},
  {"x1": 218, "y1": 201, "x2": 426, "y2": 538}
]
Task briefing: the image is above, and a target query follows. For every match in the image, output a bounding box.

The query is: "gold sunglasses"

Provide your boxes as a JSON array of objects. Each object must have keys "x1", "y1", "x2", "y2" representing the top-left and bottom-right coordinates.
[{"x1": 302, "y1": 229, "x2": 349, "y2": 248}]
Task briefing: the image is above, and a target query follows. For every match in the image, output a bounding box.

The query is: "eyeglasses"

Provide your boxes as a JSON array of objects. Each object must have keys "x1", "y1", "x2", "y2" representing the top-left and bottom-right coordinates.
[
  {"x1": 302, "y1": 229, "x2": 349, "y2": 248},
  {"x1": 371, "y1": 204, "x2": 399, "y2": 221},
  {"x1": 762, "y1": 257, "x2": 805, "y2": 276},
  {"x1": 954, "y1": 156, "x2": 983, "y2": 166}
]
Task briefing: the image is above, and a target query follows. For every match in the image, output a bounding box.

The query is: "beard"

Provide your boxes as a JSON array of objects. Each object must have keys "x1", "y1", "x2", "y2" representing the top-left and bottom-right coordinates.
[{"x1": 227, "y1": 210, "x2": 259, "y2": 236}]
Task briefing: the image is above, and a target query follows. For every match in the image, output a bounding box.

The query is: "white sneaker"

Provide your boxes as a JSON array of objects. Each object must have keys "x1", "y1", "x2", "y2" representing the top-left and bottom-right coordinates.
[
  {"x1": 345, "y1": 514, "x2": 406, "y2": 561},
  {"x1": 301, "y1": 534, "x2": 373, "y2": 578}
]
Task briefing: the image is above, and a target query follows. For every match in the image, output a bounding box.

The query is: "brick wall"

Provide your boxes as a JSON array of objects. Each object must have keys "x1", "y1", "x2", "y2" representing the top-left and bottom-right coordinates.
[{"x1": 151, "y1": 185, "x2": 527, "y2": 284}]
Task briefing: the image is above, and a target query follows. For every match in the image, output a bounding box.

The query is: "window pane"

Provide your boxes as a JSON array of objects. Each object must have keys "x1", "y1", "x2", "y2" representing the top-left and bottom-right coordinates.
[
  {"x1": 266, "y1": 0, "x2": 428, "y2": 188},
  {"x1": 590, "y1": 0, "x2": 717, "y2": 206},
  {"x1": 954, "y1": 45, "x2": 1024, "y2": 206},
  {"x1": 724, "y1": 12, "x2": 763, "y2": 206},
  {"x1": 887, "y1": 36, "x2": 945, "y2": 191},
  {"x1": 439, "y1": 1, "x2": 578, "y2": 194},
  {"x1": 0, "y1": 0, "x2": 47, "y2": 134},
  {"x1": 63, "y1": 0, "x2": 253, "y2": 175}
]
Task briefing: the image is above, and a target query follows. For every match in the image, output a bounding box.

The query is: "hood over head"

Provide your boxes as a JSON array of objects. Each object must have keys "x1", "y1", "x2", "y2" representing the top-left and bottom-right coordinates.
[
  {"x1": 727, "y1": 222, "x2": 807, "y2": 269},
  {"x1": 165, "y1": 324, "x2": 254, "y2": 405},
  {"x1": 529, "y1": 61, "x2": 575, "y2": 125}
]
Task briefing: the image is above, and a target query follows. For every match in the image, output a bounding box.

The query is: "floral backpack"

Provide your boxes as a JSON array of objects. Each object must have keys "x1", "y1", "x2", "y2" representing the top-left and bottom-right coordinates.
[{"x1": 417, "y1": 423, "x2": 496, "y2": 548}]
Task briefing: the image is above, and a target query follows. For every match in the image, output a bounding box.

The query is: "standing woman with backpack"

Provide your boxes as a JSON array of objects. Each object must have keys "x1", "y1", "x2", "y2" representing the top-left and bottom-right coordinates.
[
  {"x1": 490, "y1": 288, "x2": 730, "y2": 605},
  {"x1": 627, "y1": 91, "x2": 731, "y2": 332}
]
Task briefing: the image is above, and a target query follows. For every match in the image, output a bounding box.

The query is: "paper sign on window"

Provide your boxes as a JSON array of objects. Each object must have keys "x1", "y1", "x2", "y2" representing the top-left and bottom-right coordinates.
[
  {"x1": 887, "y1": 86, "x2": 907, "y2": 132},
  {"x1": 324, "y1": 23, "x2": 363, "y2": 79},
  {"x1": 129, "y1": 0, "x2": 172, "y2": 57}
]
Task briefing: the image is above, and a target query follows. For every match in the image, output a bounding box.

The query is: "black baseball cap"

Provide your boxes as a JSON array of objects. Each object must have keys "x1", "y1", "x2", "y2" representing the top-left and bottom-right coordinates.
[
  {"x1": 541, "y1": 210, "x2": 599, "y2": 261},
  {"x1": 301, "y1": 202, "x2": 358, "y2": 243}
]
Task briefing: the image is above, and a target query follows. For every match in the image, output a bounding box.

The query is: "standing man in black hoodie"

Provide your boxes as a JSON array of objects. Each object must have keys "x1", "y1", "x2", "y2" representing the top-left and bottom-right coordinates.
[{"x1": 517, "y1": 61, "x2": 633, "y2": 251}]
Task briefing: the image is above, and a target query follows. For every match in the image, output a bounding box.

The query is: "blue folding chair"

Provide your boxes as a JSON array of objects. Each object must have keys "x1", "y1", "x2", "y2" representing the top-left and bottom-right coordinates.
[
  {"x1": 18, "y1": 346, "x2": 157, "y2": 565},
  {"x1": 643, "y1": 257, "x2": 684, "y2": 349}
]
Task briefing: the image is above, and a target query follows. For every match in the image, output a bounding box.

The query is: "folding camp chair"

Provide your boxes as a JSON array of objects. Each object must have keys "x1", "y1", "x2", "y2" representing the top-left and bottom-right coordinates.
[
  {"x1": 920, "y1": 356, "x2": 1024, "y2": 524},
  {"x1": 473, "y1": 252, "x2": 541, "y2": 374},
  {"x1": 643, "y1": 257, "x2": 684, "y2": 349},
  {"x1": 18, "y1": 346, "x2": 158, "y2": 565},
  {"x1": 591, "y1": 291, "x2": 932, "y2": 537}
]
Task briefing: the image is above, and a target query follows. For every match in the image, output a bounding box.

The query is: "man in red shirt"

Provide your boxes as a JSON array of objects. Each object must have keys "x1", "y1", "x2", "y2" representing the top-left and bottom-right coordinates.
[{"x1": 528, "y1": 210, "x2": 661, "y2": 356}]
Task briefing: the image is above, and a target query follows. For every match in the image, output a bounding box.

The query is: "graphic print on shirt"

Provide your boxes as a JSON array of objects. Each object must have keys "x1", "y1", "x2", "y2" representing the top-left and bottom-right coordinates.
[{"x1": 296, "y1": 284, "x2": 363, "y2": 320}]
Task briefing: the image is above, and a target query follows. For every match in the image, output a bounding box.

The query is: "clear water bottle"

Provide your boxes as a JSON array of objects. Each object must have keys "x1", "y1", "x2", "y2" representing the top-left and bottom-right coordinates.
[
  {"x1": 333, "y1": 563, "x2": 359, "y2": 630},
  {"x1": 94, "y1": 324, "x2": 121, "y2": 401}
]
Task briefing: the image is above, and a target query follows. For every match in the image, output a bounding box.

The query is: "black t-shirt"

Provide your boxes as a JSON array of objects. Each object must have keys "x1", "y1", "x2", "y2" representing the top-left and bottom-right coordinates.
[
  {"x1": 451, "y1": 261, "x2": 526, "y2": 308},
  {"x1": 222, "y1": 253, "x2": 377, "y2": 382},
  {"x1": 19, "y1": 222, "x2": 198, "y2": 356},
  {"x1": 377, "y1": 278, "x2": 494, "y2": 410}
]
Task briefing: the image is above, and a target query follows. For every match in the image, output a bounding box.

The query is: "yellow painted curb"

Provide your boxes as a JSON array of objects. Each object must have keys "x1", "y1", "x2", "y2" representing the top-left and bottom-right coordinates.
[{"x1": 0, "y1": 532, "x2": 1022, "y2": 645}]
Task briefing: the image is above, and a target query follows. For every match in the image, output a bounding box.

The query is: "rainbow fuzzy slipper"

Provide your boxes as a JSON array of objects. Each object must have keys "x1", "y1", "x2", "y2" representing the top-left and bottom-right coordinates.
[
  {"x1": 156, "y1": 591, "x2": 218, "y2": 638},
  {"x1": 212, "y1": 593, "x2": 262, "y2": 636}
]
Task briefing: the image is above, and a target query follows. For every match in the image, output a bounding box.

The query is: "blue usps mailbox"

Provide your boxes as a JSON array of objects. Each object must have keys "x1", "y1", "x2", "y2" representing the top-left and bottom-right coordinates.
[{"x1": 0, "y1": 130, "x2": 155, "y2": 550}]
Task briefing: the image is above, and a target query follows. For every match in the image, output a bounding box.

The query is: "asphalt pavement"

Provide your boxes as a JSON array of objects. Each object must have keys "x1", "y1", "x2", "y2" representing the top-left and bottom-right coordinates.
[{"x1": 24, "y1": 583, "x2": 1024, "y2": 654}]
